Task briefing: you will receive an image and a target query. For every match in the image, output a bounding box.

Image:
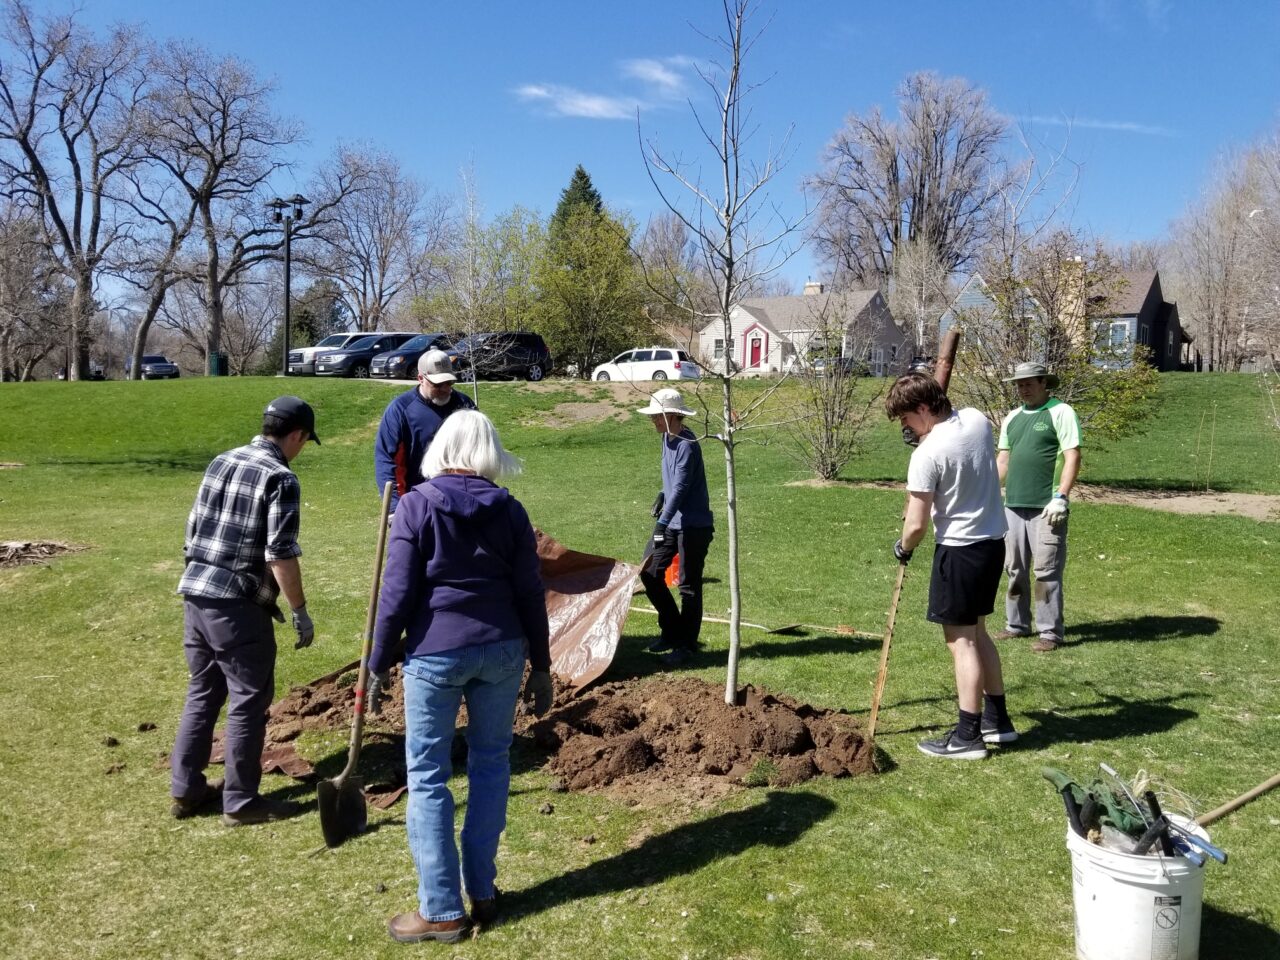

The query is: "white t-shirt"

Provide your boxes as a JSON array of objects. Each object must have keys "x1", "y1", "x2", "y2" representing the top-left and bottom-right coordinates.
[{"x1": 907, "y1": 407, "x2": 1008, "y2": 547}]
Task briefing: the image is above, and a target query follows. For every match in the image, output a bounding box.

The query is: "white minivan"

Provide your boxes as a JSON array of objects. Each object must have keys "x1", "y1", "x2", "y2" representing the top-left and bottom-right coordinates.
[{"x1": 591, "y1": 347, "x2": 700, "y2": 382}]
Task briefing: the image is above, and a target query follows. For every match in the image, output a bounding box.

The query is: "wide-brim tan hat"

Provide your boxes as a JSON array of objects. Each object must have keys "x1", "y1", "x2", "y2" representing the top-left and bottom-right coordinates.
[
  {"x1": 1004, "y1": 361, "x2": 1059, "y2": 390},
  {"x1": 637, "y1": 387, "x2": 695, "y2": 417}
]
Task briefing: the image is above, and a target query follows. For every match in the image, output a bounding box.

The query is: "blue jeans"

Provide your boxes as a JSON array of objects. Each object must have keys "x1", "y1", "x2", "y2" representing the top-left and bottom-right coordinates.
[{"x1": 402, "y1": 638, "x2": 526, "y2": 922}]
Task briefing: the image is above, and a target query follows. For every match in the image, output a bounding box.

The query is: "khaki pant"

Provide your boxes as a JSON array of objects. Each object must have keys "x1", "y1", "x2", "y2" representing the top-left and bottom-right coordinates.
[{"x1": 1004, "y1": 507, "x2": 1067, "y2": 643}]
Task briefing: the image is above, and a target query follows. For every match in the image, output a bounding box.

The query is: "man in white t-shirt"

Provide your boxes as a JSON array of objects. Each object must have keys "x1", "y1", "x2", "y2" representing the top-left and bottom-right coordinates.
[{"x1": 885, "y1": 372, "x2": 1016, "y2": 759}]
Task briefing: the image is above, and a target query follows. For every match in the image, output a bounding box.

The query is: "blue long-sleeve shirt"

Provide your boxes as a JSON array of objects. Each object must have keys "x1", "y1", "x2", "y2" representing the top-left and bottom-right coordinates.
[
  {"x1": 374, "y1": 387, "x2": 475, "y2": 510},
  {"x1": 658, "y1": 428, "x2": 713, "y2": 530}
]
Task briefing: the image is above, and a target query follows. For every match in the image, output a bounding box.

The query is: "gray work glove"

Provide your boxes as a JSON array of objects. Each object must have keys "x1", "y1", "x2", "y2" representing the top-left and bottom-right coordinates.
[
  {"x1": 367, "y1": 670, "x2": 390, "y2": 716},
  {"x1": 291, "y1": 605, "x2": 314, "y2": 649},
  {"x1": 524, "y1": 670, "x2": 554, "y2": 718},
  {"x1": 651, "y1": 521, "x2": 671, "y2": 548},
  {"x1": 893, "y1": 539, "x2": 913, "y2": 565},
  {"x1": 1040, "y1": 495, "x2": 1069, "y2": 529}
]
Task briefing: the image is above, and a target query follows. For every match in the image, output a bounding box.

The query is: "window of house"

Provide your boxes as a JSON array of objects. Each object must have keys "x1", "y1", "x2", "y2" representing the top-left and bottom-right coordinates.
[
  {"x1": 713, "y1": 339, "x2": 724, "y2": 359},
  {"x1": 1111, "y1": 322, "x2": 1130, "y2": 349},
  {"x1": 1138, "y1": 322, "x2": 1149, "y2": 344}
]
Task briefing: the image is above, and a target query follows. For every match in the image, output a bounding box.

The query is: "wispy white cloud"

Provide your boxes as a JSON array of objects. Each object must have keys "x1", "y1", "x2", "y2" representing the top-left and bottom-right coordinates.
[
  {"x1": 514, "y1": 83, "x2": 639, "y2": 120},
  {"x1": 1015, "y1": 114, "x2": 1177, "y2": 137},
  {"x1": 515, "y1": 55, "x2": 697, "y2": 120}
]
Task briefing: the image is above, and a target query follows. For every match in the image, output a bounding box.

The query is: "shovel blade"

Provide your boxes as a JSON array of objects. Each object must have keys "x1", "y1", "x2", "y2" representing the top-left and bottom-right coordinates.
[{"x1": 317, "y1": 775, "x2": 367, "y2": 848}]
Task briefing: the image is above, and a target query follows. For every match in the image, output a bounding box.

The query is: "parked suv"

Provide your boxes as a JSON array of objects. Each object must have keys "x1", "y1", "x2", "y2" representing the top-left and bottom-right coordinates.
[
  {"x1": 315, "y1": 333, "x2": 418, "y2": 378},
  {"x1": 448, "y1": 331, "x2": 552, "y2": 382},
  {"x1": 126, "y1": 354, "x2": 180, "y2": 379},
  {"x1": 370, "y1": 332, "x2": 455, "y2": 379},
  {"x1": 591, "y1": 347, "x2": 700, "y2": 382},
  {"x1": 288, "y1": 332, "x2": 371, "y2": 376}
]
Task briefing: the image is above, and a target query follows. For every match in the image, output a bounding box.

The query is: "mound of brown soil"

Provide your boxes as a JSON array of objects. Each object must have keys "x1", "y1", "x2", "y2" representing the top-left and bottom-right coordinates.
[
  {"x1": 1, "y1": 540, "x2": 80, "y2": 567},
  {"x1": 531, "y1": 677, "x2": 874, "y2": 794}
]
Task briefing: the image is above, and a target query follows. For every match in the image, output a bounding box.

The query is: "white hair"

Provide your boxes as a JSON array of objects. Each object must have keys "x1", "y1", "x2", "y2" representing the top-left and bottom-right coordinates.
[{"x1": 421, "y1": 410, "x2": 521, "y2": 482}]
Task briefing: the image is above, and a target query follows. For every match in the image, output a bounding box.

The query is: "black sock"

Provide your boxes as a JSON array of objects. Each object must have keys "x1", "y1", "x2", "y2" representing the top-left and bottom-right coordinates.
[
  {"x1": 956, "y1": 709, "x2": 981, "y2": 742},
  {"x1": 983, "y1": 693, "x2": 1009, "y2": 724}
]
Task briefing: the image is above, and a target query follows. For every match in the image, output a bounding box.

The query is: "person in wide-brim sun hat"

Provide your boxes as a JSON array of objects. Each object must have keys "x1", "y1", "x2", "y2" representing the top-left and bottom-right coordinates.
[{"x1": 636, "y1": 387, "x2": 696, "y2": 417}]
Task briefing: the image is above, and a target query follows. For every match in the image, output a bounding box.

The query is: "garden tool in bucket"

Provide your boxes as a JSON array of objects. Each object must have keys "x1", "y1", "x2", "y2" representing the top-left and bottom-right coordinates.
[{"x1": 318, "y1": 482, "x2": 393, "y2": 847}]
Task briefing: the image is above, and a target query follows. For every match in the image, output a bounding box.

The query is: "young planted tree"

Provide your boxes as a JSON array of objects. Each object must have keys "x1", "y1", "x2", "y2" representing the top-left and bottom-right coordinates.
[{"x1": 641, "y1": 0, "x2": 807, "y2": 703}]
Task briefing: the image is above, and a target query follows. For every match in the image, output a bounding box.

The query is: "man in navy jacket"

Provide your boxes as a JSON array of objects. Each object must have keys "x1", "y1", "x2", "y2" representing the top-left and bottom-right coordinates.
[{"x1": 375, "y1": 349, "x2": 475, "y2": 511}]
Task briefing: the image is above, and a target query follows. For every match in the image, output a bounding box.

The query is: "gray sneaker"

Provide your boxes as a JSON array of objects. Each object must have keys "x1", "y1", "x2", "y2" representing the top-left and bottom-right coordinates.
[
  {"x1": 979, "y1": 718, "x2": 1018, "y2": 744},
  {"x1": 917, "y1": 729, "x2": 987, "y2": 760}
]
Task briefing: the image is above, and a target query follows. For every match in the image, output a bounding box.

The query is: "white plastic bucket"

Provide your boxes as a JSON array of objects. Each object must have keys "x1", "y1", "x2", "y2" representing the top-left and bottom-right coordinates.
[{"x1": 1066, "y1": 814, "x2": 1208, "y2": 960}]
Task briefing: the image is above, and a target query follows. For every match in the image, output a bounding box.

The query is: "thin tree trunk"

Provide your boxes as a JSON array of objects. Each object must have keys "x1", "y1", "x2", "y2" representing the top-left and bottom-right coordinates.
[{"x1": 720, "y1": 374, "x2": 743, "y2": 705}]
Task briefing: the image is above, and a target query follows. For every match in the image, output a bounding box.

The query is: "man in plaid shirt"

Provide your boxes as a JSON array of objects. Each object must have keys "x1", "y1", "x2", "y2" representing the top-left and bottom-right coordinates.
[{"x1": 171, "y1": 396, "x2": 320, "y2": 827}]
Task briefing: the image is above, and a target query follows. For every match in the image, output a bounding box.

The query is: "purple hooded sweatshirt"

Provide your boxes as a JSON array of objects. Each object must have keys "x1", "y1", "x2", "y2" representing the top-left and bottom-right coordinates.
[{"x1": 370, "y1": 473, "x2": 550, "y2": 675}]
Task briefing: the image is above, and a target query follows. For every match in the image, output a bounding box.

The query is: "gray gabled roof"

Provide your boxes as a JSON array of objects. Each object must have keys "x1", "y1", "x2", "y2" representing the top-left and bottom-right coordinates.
[
  {"x1": 1104, "y1": 270, "x2": 1158, "y2": 317},
  {"x1": 737, "y1": 289, "x2": 879, "y2": 333}
]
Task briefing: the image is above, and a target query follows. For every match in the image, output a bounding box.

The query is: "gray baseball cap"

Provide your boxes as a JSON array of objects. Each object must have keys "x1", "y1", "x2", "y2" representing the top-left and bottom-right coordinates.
[{"x1": 418, "y1": 349, "x2": 457, "y2": 384}]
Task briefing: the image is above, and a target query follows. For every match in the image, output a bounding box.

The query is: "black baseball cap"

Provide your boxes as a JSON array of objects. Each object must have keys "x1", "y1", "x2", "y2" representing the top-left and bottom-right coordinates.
[{"x1": 264, "y1": 395, "x2": 320, "y2": 444}]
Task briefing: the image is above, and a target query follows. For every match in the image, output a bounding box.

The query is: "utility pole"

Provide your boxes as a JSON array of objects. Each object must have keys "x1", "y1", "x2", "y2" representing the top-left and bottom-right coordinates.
[{"x1": 267, "y1": 194, "x2": 311, "y2": 377}]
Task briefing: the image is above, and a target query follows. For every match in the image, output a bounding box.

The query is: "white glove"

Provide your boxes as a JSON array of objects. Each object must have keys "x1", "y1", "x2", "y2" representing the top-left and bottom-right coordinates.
[{"x1": 1040, "y1": 496, "x2": 1069, "y2": 529}]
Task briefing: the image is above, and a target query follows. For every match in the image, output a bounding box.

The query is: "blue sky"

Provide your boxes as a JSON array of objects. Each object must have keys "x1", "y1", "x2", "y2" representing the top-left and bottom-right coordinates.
[{"x1": 72, "y1": 0, "x2": 1280, "y2": 288}]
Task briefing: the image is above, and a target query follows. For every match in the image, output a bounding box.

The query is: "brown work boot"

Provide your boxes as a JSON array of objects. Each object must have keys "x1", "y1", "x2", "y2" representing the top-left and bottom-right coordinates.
[
  {"x1": 387, "y1": 911, "x2": 470, "y2": 944},
  {"x1": 470, "y1": 890, "x2": 500, "y2": 925},
  {"x1": 221, "y1": 795, "x2": 301, "y2": 827},
  {"x1": 993, "y1": 629, "x2": 1031, "y2": 641},
  {"x1": 1031, "y1": 636, "x2": 1060, "y2": 652},
  {"x1": 170, "y1": 778, "x2": 224, "y2": 819}
]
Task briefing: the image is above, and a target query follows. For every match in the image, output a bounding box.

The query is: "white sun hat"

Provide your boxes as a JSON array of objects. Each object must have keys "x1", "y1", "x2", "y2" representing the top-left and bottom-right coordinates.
[{"x1": 637, "y1": 387, "x2": 695, "y2": 417}]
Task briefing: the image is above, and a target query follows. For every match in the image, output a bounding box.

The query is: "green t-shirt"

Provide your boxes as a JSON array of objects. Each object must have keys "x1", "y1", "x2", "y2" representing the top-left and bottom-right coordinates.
[{"x1": 998, "y1": 398, "x2": 1081, "y2": 509}]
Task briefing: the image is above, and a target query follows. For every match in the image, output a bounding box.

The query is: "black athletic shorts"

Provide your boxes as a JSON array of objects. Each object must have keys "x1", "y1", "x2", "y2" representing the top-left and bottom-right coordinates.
[{"x1": 927, "y1": 538, "x2": 1005, "y2": 626}]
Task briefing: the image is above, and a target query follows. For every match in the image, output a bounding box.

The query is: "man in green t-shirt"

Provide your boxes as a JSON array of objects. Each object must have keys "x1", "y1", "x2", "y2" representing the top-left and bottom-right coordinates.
[{"x1": 996, "y1": 362, "x2": 1082, "y2": 652}]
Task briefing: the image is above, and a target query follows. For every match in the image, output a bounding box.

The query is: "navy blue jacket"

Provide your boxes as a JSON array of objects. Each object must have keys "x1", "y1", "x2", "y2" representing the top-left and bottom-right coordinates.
[
  {"x1": 370, "y1": 474, "x2": 550, "y2": 674},
  {"x1": 658, "y1": 428, "x2": 713, "y2": 530},
  {"x1": 374, "y1": 387, "x2": 475, "y2": 510}
]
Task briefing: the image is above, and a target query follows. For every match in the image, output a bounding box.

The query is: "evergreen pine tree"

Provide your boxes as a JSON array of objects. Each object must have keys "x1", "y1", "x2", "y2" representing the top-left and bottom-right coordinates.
[{"x1": 549, "y1": 165, "x2": 603, "y2": 237}]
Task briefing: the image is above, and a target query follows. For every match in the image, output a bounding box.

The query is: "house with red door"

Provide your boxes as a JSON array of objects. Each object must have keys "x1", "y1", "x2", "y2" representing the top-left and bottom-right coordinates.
[{"x1": 696, "y1": 283, "x2": 907, "y2": 376}]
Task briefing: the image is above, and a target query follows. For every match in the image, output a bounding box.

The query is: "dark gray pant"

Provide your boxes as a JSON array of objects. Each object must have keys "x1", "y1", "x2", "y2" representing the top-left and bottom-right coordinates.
[
  {"x1": 640, "y1": 526, "x2": 714, "y2": 650},
  {"x1": 171, "y1": 597, "x2": 276, "y2": 813},
  {"x1": 1004, "y1": 506, "x2": 1068, "y2": 644}
]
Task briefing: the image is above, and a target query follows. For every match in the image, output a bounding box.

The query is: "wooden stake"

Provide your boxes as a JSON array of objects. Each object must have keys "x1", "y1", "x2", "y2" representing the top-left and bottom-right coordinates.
[{"x1": 866, "y1": 563, "x2": 907, "y2": 743}]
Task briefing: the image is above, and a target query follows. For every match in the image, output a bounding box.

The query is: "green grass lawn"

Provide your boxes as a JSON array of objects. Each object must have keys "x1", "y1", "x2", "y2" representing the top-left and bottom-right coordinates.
[{"x1": 1, "y1": 372, "x2": 1277, "y2": 959}]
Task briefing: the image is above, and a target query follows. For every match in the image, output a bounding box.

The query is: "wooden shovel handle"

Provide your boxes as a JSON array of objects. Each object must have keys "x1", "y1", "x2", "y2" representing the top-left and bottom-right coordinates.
[
  {"x1": 339, "y1": 481, "x2": 394, "y2": 785},
  {"x1": 1197, "y1": 771, "x2": 1280, "y2": 827}
]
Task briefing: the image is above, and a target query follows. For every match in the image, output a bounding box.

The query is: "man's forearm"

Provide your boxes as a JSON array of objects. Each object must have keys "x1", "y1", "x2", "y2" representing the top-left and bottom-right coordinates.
[
  {"x1": 1058, "y1": 448, "x2": 1081, "y2": 497},
  {"x1": 900, "y1": 493, "x2": 932, "y2": 552},
  {"x1": 996, "y1": 450, "x2": 1009, "y2": 484},
  {"x1": 268, "y1": 557, "x2": 306, "y2": 610}
]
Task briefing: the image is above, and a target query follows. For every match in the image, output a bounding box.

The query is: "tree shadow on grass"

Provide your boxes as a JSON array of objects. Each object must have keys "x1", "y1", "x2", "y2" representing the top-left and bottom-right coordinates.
[
  {"x1": 51, "y1": 454, "x2": 215, "y2": 473},
  {"x1": 500, "y1": 790, "x2": 835, "y2": 922},
  {"x1": 1065, "y1": 616, "x2": 1221, "y2": 647},
  {"x1": 1201, "y1": 903, "x2": 1280, "y2": 959},
  {"x1": 1018, "y1": 691, "x2": 1202, "y2": 749}
]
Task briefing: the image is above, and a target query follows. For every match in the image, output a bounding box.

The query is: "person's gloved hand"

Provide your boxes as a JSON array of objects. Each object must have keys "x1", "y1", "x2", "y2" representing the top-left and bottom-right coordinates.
[
  {"x1": 652, "y1": 521, "x2": 671, "y2": 547},
  {"x1": 367, "y1": 670, "x2": 390, "y2": 716},
  {"x1": 893, "y1": 539, "x2": 913, "y2": 565},
  {"x1": 1040, "y1": 495, "x2": 1070, "y2": 529},
  {"x1": 291, "y1": 605, "x2": 314, "y2": 649},
  {"x1": 650, "y1": 491, "x2": 665, "y2": 518},
  {"x1": 902, "y1": 426, "x2": 920, "y2": 447},
  {"x1": 524, "y1": 670, "x2": 554, "y2": 718}
]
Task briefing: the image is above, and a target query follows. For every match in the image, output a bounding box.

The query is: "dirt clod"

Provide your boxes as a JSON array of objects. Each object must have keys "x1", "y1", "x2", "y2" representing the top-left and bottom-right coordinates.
[
  {"x1": 2, "y1": 540, "x2": 82, "y2": 568},
  {"x1": 539, "y1": 802, "x2": 555, "y2": 815},
  {"x1": 102, "y1": 735, "x2": 119, "y2": 747},
  {"x1": 105, "y1": 763, "x2": 125, "y2": 775},
  {"x1": 137, "y1": 722, "x2": 157, "y2": 732}
]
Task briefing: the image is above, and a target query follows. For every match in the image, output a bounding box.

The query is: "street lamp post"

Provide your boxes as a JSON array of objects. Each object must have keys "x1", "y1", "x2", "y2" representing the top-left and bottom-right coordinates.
[{"x1": 267, "y1": 194, "x2": 310, "y2": 377}]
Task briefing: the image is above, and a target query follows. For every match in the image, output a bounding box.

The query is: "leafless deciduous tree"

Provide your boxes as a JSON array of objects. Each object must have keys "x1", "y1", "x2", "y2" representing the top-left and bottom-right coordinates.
[
  {"x1": 307, "y1": 146, "x2": 452, "y2": 331},
  {"x1": 641, "y1": 0, "x2": 807, "y2": 703},
  {"x1": 0, "y1": 2, "x2": 148, "y2": 379},
  {"x1": 810, "y1": 71, "x2": 1010, "y2": 290},
  {"x1": 888, "y1": 236, "x2": 952, "y2": 355},
  {"x1": 0, "y1": 203, "x2": 70, "y2": 379}
]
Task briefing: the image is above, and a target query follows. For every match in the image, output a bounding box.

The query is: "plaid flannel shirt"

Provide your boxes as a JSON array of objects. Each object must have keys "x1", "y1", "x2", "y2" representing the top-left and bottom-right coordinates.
[{"x1": 177, "y1": 436, "x2": 302, "y2": 617}]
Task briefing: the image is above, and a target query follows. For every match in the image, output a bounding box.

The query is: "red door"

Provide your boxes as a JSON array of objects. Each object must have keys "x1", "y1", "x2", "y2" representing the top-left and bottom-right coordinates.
[{"x1": 750, "y1": 338, "x2": 761, "y2": 367}]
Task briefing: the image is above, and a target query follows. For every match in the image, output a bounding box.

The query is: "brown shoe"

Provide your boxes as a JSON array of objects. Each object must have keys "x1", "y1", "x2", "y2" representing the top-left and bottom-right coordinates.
[
  {"x1": 387, "y1": 911, "x2": 469, "y2": 944},
  {"x1": 993, "y1": 629, "x2": 1031, "y2": 641},
  {"x1": 470, "y1": 891, "x2": 499, "y2": 925},
  {"x1": 221, "y1": 795, "x2": 301, "y2": 827},
  {"x1": 171, "y1": 778, "x2": 224, "y2": 819},
  {"x1": 1031, "y1": 637, "x2": 1060, "y2": 652}
]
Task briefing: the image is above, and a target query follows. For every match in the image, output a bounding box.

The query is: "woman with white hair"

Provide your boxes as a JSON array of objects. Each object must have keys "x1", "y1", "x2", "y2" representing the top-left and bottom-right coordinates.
[{"x1": 370, "y1": 409, "x2": 552, "y2": 943}]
